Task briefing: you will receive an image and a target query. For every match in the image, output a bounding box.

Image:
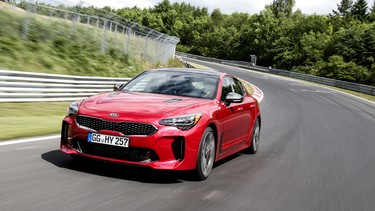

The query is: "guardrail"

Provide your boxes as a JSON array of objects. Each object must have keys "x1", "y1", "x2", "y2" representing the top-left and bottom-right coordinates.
[
  {"x1": 0, "y1": 70, "x2": 131, "y2": 102},
  {"x1": 176, "y1": 52, "x2": 375, "y2": 96}
]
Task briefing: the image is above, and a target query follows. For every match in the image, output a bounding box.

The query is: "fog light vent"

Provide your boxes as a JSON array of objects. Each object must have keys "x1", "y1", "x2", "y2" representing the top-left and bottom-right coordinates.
[
  {"x1": 61, "y1": 121, "x2": 69, "y2": 143},
  {"x1": 172, "y1": 137, "x2": 185, "y2": 161}
]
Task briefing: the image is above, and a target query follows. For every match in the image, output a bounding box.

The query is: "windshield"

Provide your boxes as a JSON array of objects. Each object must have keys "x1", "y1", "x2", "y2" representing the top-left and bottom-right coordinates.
[{"x1": 122, "y1": 71, "x2": 219, "y2": 99}]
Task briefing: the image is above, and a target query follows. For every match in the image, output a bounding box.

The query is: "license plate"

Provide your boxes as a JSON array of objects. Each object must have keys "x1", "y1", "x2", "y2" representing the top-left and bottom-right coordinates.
[{"x1": 88, "y1": 133, "x2": 129, "y2": 148}]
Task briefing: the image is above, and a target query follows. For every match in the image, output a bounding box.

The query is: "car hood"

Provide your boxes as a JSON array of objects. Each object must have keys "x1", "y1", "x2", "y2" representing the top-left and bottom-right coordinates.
[{"x1": 82, "y1": 91, "x2": 209, "y2": 118}]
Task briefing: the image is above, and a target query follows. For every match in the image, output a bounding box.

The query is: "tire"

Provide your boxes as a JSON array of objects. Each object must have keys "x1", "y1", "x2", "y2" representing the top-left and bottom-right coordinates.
[
  {"x1": 195, "y1": 127, "x2": 216, "y2": 180},
  {"x1": 249, "y1": 118, "x2": 260, "y2": 154}
]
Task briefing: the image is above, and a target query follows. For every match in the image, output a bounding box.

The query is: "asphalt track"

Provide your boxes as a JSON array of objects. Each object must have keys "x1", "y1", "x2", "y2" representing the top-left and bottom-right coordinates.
[{"x1": 1, "y1": 59, "x2": 375, "y2": 210}]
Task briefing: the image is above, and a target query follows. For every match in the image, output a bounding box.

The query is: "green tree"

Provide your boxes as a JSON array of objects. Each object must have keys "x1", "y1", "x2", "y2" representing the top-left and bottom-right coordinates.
[
  {"x1": 271, "y1": 0, "x2": 296, "y2": 18},
  {"x1": 317, "y1": 55, "x2": 370, "y2": 82},
  {"x1": 351, "y1": 0, "x2": 369, "y2": 21},
  {"x1": 272, "y1": 13, "x2": 331, "y2": 70},
  {"x1": 211, "y1": 8, "x2": 224, "y2": 26},
  {"x1": 332, "y1": 0, "x2": 353, "y2": 17},
  {"x1": 370, "y1": 1, "x2": 375, "y2": 21}
]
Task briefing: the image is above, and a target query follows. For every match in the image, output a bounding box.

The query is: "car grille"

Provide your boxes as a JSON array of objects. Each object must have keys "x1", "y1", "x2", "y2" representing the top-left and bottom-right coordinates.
[
  {"x1": 76, "y1": 116, "x2": 157, "y2": 136},
  {"x1": 75, "y1": 139, "x2": 159, "y2": 162}
]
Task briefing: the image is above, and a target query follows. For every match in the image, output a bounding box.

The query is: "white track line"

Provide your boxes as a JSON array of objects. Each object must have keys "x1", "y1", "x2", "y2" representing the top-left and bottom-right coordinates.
[
  {"x1": 250, "y1": 83, "x2": 264, "y2": 102},
  {"x1": 0, "y1": 135, "x2": 59, "y2": 146}
]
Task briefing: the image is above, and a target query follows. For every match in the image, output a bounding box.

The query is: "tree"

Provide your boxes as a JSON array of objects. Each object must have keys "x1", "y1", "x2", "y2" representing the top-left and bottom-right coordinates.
[
  {"x1": 317, "y1": 55, "x2": 370, "y2": 82},
  {"x1": 271, "y1": 0, "x2": 296, "y2": 18},
  {"x1": 351, "y1": 0, "x2": 369, "y2": 21},
  {"x1": 370, "y1": 0, "x2": 375, "y2": 21},
  {"x1": 153, "y1": 0, "x2": 172, "y2": 13},
  {"x1": 211, "y1": 8, "x2": 224, "y2": 25},
  {"x1": 332, "y1": 0, "x2": 353, "y2": 17}
]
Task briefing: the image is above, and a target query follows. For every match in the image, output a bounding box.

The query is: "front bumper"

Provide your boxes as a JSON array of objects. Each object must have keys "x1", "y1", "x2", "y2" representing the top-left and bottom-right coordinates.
[{"x1": 60, "y1": 116, "x2": 204, "y2": 170}]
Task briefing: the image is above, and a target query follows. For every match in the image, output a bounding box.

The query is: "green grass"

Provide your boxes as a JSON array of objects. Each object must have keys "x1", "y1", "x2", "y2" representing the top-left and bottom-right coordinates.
[{"x1": 0, "y1": 102, "x2": 68, "y2": 140}]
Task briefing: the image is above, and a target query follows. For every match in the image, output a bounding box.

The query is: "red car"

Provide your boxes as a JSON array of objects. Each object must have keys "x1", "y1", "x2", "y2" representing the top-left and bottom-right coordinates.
[{"x1": 60, "y1": 68, "x2": 261, "y2": 180}]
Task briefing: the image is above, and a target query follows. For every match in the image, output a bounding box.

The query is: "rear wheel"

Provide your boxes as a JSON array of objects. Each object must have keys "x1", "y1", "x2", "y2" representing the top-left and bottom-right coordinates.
[
  {"x1": 249, "y1": 118, "x2": 260, "y2": 154},
  {"x1": 195, "y1": 127, "x2": 216, "y2": 180}
]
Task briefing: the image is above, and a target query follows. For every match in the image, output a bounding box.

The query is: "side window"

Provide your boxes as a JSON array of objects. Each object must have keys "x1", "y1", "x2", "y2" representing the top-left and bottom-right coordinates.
[
  {"x1": 220, "y1": 76, "x2": 233, "y2": 101},
  {"x1": 233, "y1": 78, "x2": 245, "y2": 97}
]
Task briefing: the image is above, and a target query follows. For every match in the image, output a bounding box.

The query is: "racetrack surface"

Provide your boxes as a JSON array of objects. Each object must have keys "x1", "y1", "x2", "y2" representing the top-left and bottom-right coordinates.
[{"x1": 1, "y1": 59, "x2": 375, "y2": 210}]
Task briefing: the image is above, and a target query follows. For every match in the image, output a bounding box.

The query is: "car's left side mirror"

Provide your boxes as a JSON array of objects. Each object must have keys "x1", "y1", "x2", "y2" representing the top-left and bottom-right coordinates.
[
  {"x1": 225, "y1": 92, "x2": 243, "y2": 106},
  {"x1": 113, "y1": 83, "x2": 125, "y2": 91}
]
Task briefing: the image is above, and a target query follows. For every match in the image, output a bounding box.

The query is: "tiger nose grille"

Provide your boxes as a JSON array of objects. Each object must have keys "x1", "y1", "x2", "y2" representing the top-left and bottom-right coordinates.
[{"x1": 76, "y1": 116, "x2": 157, "y2": 136}]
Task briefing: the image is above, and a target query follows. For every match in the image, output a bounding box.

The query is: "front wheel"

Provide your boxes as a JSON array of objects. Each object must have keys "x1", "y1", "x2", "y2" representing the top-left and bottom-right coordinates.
[
  {"x1": 249, "y1": 118, "x2": 260, "y2": 154},
  {"x1": 195, "y1": 127, "x2": 216, "y2": 180}
]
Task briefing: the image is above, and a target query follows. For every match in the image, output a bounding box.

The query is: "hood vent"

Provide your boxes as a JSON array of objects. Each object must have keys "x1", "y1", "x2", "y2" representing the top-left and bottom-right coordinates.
[{"x1": 164, "y1": 98, "x2": 182, "y2": 103}]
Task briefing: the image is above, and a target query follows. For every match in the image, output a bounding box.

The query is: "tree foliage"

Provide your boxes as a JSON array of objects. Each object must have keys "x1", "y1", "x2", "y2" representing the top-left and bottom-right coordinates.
[
  {"x1": 332, "y1": 0, "x2": 353, "y2": 18},
  {"x1": 351, "y1": 0, "x2": 369, "y2": 21},
  {"x1": 271, "y1": 0, "x2": 296, "y2": 18}
]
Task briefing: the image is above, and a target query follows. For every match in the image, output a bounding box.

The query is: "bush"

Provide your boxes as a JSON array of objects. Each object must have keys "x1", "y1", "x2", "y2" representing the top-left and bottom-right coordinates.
[{"x1": 317, "y1": 55, "x2": 370, "y2": 83}]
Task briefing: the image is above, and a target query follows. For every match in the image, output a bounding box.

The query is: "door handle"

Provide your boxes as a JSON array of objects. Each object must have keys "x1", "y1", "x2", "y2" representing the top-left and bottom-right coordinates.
[
  {"x1": 250, "y1": 104, "x2": 256, "y2": 109},
  {"x1": 237, "y1": 107, "x2": 244, "y2": 112}
]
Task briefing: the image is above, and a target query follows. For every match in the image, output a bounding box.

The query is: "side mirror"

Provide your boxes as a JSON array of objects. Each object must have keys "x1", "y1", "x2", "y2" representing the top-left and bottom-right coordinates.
[
  {"x1": 225, "y1": 92, "x2": 243, "y2": 106},
  {"x1": 113, "y1": 83, "x2": 125, "y2": 91}
]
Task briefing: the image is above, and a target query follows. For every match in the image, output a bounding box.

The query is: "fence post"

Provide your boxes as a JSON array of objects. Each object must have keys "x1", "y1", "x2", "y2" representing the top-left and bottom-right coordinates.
[
  {"x1": 154, "y1": 34, "x2": 164, "y2": 64},
  {"x1": 109, "y1": 21, "x2": 113, "y2": 32},
  {"x1": 101, "y1": 19, "x2": 108, "y2": 53},
  {"x1": 125, "y1": 28, "x2": 131, "y2": 55},
  {"x1": 22, "y1": 0, "x2": 32, "y2": 40},
  {"x1": 143, "y1": 30, "x2": 153, "y2": 61},
  {"x1": 69, "y1": 1, "x2": 83, "y2": 35}
]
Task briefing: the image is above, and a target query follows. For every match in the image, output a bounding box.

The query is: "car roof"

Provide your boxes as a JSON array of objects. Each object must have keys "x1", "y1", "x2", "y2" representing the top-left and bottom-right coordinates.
[{"x1": 147, "y1": 68, "x2": 222, "y2": 77}]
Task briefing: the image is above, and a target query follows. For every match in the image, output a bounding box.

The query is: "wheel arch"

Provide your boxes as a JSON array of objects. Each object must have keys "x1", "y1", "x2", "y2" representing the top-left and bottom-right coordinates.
[{"x1": 207, "y1": 122, "x2": 218, "y2": 159}]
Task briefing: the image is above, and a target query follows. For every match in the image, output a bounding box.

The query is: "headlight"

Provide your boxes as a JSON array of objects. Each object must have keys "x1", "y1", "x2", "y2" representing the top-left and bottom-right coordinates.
[
  {"x1": 159, "y1": 114, "x2": 202, "y2": 130},
  {"x1": 67, "y1": 101, "x2": 79, "y2": 116}
]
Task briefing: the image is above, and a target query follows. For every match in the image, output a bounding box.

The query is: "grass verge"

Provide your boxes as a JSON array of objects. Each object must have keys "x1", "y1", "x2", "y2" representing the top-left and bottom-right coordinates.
[{"x1": 0, "y1": 102, "x2": 68, "y2": 140}]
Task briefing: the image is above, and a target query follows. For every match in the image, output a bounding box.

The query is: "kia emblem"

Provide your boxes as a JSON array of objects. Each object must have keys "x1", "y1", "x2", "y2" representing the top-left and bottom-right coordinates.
[{"x1": 109, "y1": 113, "x2": 119, "y2": 117}]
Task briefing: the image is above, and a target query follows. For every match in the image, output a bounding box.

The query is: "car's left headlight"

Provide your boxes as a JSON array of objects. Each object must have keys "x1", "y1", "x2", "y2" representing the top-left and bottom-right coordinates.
[
  {"x1": 67, "y1": 101, "x2": 79, "y2": 116},
  {"x1": 159, "y1": 113, "x2": 202, "y2": 130}
]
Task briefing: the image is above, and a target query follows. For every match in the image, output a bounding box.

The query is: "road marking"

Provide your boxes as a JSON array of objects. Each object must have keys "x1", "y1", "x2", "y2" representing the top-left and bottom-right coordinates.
[
  {"x1": 0, "y1": 135, "x2": 59, "y2": 146},
  {"x1": 290, "y1": 89, "x2": 336, "y2": 94},
  {"x1": 202, "y1": 190, "x2": 223, "y2": 200},
  {"x1": 250, "y1": 83, "x2": 264, "y2": 102},
  {"x1": 15, "y1": 146, "x2": 39, "y2": 150}
]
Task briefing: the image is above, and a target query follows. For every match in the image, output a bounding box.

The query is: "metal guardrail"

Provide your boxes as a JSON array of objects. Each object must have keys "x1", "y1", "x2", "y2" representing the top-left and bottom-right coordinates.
[
  {"x1": 176, "y1": 52, "x2": 375, "y2": 96},
  {"x1": 0, "y1": 70, "x2": 131, "y2": 102}
]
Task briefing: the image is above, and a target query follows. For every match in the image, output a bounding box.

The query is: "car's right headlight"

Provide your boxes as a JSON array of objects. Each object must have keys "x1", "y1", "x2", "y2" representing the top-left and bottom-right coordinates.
[
  {"x1": 159, "y1": 113, "x2": 202, "y2": 130},
  {"x1": 67, "y1": 101, "x2": 79, "y2": 116}
]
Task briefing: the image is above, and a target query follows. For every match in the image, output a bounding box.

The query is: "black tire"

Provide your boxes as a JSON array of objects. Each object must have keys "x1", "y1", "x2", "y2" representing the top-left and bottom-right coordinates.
[
  {"x1": 195, "y1": 127, "x2": 216, "y2": 180},
  {"x1": 249, "y1": 118, "x2": 260, "y2": 154}
]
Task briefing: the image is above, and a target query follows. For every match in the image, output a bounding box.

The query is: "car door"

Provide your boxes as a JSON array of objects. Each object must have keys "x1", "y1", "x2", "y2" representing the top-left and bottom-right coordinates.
[{"x1": 215, "y1": 76, "x2": 251, "y2": 153}]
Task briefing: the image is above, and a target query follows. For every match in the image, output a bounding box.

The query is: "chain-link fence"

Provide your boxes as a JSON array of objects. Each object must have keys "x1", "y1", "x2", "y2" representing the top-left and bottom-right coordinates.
[{"x1": 4, "y1": 0, "x2": 179, "y2": 65}]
